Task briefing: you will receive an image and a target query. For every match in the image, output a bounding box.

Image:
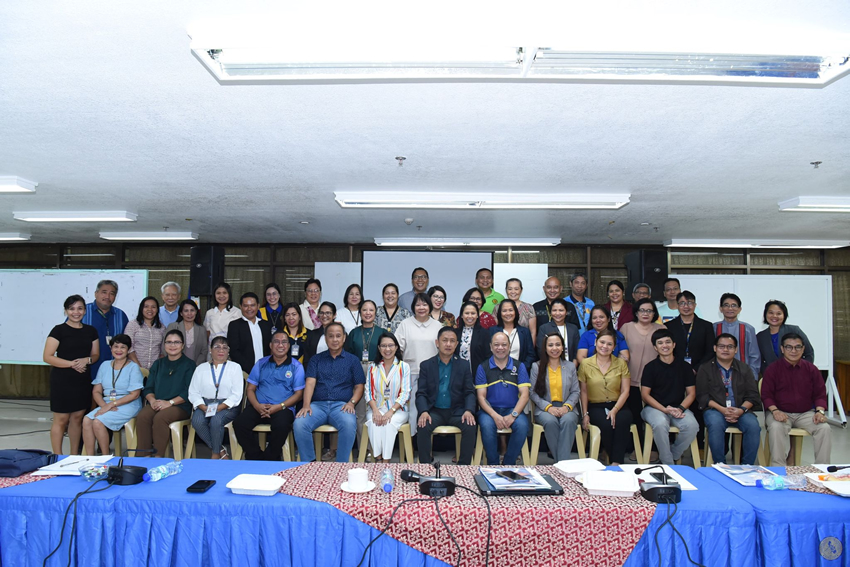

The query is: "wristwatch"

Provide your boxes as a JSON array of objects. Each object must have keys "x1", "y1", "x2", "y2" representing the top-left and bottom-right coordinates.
[
  {"x1": 510, "y1": 410, "x2": 519, "y2": 418},
  {"x1": 816, "y1": 409, "x2": 826, "y2": 416},
  {"x1": 280, "y1": 402, "x2": 287, "y2": 410},
  {"x1": 741, "y1": 406, "x2": 749, "y2": 414},
  {"x1": 168, "y1": 399, "x2": 175, "y2": 406},
  {"x1": 677, "y1": 405, "x2": 686, "y2": 412}
]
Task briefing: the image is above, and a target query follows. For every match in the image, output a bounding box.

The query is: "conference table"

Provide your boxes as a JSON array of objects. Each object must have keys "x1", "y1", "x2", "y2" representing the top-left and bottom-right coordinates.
[{"x1": 0, "y1": 458, "x2": 840, "y2": 567}]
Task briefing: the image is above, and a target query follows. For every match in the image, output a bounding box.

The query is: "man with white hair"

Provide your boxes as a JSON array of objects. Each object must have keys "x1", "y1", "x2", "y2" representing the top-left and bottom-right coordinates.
[{"x1": 159, "y1": 281, "x2": 182, "y2": 326}]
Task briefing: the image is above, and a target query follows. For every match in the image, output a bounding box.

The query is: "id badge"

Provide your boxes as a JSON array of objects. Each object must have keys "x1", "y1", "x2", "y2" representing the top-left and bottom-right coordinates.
[
  {"x1": 684, "y1": 357, "x2": 692, "y2": 365},
  {"x1": 291, "y1": 344, "x2": 300, "y2": 357},
  {"x1": 270, "y1": 326, "x2": 277, "y2": 334},
  {"x1": 362, "y1": 349, "x2": 370, "y2": 362},
  {"x1": 105, "y1": 335, "x2": 113, "y2": 344},
  {"x1": 205, "y1": 404, "x2": 218, "y2": 417},
  {"x1": 383, "y1": 387, "x2": 392, "y2": 399},
  {"x1": 604, "y1": 408, "x2": 610, "y2": 417},
  {"x1": 725, "y1": 400, "x2": 733, "y2": 408},
  {"x1": 108, "y1": 389, "x2": 117, "y2": 402}
]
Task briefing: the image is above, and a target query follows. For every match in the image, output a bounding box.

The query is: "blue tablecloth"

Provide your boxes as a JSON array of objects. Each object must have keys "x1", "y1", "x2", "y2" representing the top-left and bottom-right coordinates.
[
  {"x1": 698, "y1": 467, "x2": 850, "y2": 567},
  {"x1": 0, "y1": 458, "x2": 755, "y2": 567}
]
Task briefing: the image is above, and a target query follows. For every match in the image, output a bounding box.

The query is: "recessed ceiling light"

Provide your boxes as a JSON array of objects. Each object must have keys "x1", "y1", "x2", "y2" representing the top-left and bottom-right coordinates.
[
  {"x1": 14, "y1": 211, "x2": 137, "y2": 222},
  {"x1": 0, "y1": 232, "x2": 31, "y2": 241},
  {"x1": 374, "y1": 237, "x2": 561, "y2": 247},
  {"x1": 99, "y1": 231, "x2": 198, "y2": 241},
  {"x1": 778, "y1": 196, "x2": 850, "y2": 212},
  {"x1": 664, "y1": 238, "x2": 849, "y2": 249},
  {"x1": 300, "y1": 221, "x2": 310, "y2": 224},
  {"x1": 337, "y1": 191, "x2": 630, "y2": 210},
  {"x1": 0, "y1": 177, "x2": 37, "y2": 193}
]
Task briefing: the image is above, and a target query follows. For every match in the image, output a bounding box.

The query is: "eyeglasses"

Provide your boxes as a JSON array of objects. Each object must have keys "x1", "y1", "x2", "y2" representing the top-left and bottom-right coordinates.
[
  {"x1": 271, "y1": 340, "x2": 289, "y2": 346},
  {"x1": 318, "y1": 311, "x2": 334, "y2": 316},
  {"x1": 782, "y1": 344, "x2": 805, "y2": 352},
  {"x1": 306, "y1": 288, "x2": 321, "y2": 294},
  {"x1": 431, "y1": 295, "x2": 445, "y2": 301},
  {"x1": 721, "y1": 303, "x2": 740, "y2": 309},
  {"x1": 211, "y1": 345, "x2": 230, "y2": 351},
  {"x1": 164, "y1": 340, "x2": 184, "y2": 346},
  {"x1": 379, "y1": 344, "x2": 397, "y2": 349},
  {"x1": 637, "y1": 309, "x2": 655, "y2": 315},
  {"x1": 412, "y1": 275, "x2": 428, "y2": 280},
  {"x1": 716, "y1": 344, "x2": 736, "y2": 350},
  {"x1": 677, "y1": 301, "x2": 696, "y2": 307}
]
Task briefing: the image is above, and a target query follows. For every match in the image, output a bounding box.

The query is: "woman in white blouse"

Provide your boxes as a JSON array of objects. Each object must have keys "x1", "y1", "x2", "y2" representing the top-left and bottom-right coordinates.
[
  {"x1": 365, "y1": 333, "x2": 411, "y2": 463},
  {"x1": 300, "y1": 278, "x2": 323, "y2": 331},
  {"x1": 188, "y1": 336, "x2": 244, "y2": 459},
  {"x1": 204, "y1": 283, "x2": 242, "y2": 343},
  {"x1": 335, "y1": 283, "x2": 363, "y2": 334},
  {"x1": 395, "y1": 293, "x2": 440, "y2": 436}
]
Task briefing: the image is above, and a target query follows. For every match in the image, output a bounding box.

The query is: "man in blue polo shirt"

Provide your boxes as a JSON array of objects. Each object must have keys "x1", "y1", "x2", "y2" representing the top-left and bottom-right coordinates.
[
  {"x1": 80, "y1": 279, "x2": 129, "y2": 377},
  {"x1": 475, "y1": 332, "x2": 530, "y2": 465},
  {"x1": 233, "y1": 330, "x2": 305, "y2": 461},
  {"x1": 294, "y1": 322, "x2": 365, "y2": 462}
]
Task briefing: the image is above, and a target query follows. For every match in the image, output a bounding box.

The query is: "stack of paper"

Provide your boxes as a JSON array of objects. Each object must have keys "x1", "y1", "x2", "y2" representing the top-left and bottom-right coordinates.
[{"x1": 32, "y1": 455, "x2": 114, "y2": 476}]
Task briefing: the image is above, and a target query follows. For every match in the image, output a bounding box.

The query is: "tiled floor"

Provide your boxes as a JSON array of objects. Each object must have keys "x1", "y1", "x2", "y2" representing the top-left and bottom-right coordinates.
[{"x1": 2, "y1": 398, "x2": 850, "y2": 465}]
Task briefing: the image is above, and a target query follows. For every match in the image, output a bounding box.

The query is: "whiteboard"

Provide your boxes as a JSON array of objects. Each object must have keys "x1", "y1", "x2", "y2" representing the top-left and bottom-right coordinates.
[
  {"x1": 361, "y1": 251, "x2": 493, "y2": 315},
  {"x1": 493, "y1": 263, "x2": 548, "y2": 305},
  {"x1": 674, "y1": 274, "x2": 832, "y2": 374},
  {"x1": 313, "y1": 262, "x2": 363, "y2": 310},
  {"x1": 0, "y1": 270, "x2": 149, "y2": 365}
]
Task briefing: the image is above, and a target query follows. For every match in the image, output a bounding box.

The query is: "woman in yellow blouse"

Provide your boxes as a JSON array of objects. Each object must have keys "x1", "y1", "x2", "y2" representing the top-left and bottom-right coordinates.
[
  {"x1": 529, "y1": 332, "x2": 580, "y2": 462},
  {"x1": 578, "y1": 329, "x2": 633, "y2": 465}
]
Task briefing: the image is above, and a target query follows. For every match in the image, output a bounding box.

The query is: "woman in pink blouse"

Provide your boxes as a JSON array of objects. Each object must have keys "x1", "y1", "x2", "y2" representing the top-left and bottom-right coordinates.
[{"x1": 124, "y1": 296, "x2": 165, "y2": 370}]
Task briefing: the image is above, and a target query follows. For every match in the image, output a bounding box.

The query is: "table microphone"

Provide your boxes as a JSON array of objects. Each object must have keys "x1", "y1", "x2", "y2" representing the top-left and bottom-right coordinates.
[
  {"x1": 826, "y1": 465, "x2": 850, "y2": 473},
  {"x1": 634, "y1": 465, "x2": 668, "y2": 483},
  {"x1": 400, "y1": 470, "x2": 421, "y2": 483}
]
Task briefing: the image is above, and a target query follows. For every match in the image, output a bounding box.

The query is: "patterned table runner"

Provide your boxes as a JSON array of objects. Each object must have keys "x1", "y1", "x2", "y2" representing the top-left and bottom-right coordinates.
[{"x1": 0, "y1": 472, "x2": 54, "y2": 489}]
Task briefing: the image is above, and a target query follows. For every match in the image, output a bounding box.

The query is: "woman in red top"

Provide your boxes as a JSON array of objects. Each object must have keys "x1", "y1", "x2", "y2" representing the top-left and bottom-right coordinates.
[{"x1": 604, "y1": 280, "x2": 634, "y2": 331}]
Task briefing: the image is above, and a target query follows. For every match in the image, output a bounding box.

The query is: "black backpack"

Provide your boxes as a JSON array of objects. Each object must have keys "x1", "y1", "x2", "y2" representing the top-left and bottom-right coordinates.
[{"x1": 0, "y1": 449, "x2": 57, "y2": 477}]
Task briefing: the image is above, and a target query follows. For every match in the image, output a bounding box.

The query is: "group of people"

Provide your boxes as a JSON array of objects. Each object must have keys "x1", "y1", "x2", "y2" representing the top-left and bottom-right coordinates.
[{"x1": 43, "y1": 272, "x2": 831, "y2": 470}]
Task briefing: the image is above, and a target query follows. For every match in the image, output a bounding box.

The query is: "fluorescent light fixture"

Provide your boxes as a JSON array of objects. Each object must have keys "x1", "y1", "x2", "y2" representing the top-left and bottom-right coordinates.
[
  {"x1": 99, "y1": 231, "x2": 198, "y2": 241},
  {"x1": 0, "y1": 232, "x2": 31, "y2": 241},
  {"x1": 664, "y1": 239, "x2": 849, "y2": 249},
  {"x1": 778, "y1": 196, "x2": 850, "y2": 212},
  {"x1": 335, "y1": 191, "x2": 629, "y2": 210},
  {"x1": 14, "y1": 211, "x2": 137, "y2": 222},
  {"x1": 374, "y1": 237, "x2": 561, "y2": 247},
  {"x1": 0, "y1": 177, "x2": 37, "y2": 193}
]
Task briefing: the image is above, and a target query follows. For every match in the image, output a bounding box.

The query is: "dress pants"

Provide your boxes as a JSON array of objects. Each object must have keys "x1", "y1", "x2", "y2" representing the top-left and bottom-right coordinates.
[
  {"x1": 191, "y1": 404, "x2": 239, "y2": 454},
  {"x1": 366, "y1": 408, "x2": 409, "y2": 460},
  {"x1": 588, "y1": 401, "x2": 633, "y2": 464},
  {"x1": 765, "y1": 410, "x2": 831, "y2": 466},
  {"x1": 416, "y1": 407, "x2": 477, "y2": 465},
  {"x1": 233, "y1": 404, "x2": 296, "y2": 461},
  {"x1": 135, "y1": 404, "x2": 189, "y2": 457},
  {"x1": 534, "y1": 407, "x2": 580, "y2": 462}
]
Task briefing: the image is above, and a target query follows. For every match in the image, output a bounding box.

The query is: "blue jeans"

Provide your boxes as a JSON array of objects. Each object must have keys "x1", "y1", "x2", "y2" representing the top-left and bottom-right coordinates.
[
  {"x1": 477, "y1": 408, "x2": 529, "y2": 465},
  {"x1": 703, "y1": 408, "x2": 761, "y2": 465},
  {"x1": 293, "y1": 401, "x2": 357, "y2": 462}
]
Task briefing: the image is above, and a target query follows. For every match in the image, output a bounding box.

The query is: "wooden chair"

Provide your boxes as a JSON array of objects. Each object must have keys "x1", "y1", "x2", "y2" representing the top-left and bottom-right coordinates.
[
  {"x1": 357, "y1": 422, "x2": 414, "y2": 463},
  {"x1": 420, "y1": 426, "x2": 464, "y2": 463},
  {"x1": 642, "y1": 425, "x2": 701, "y2": 468}
]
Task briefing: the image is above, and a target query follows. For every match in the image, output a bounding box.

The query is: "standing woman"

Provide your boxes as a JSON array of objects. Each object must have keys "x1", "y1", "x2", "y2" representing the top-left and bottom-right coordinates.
[
  {"x1": 453, "y1": 301, "x2": 491, "y2": 376},
  {"x1": 365, "y1": 333, "x2": 411, "y2": 463},
  {"x1": 204, "y1": 282, "x2": 242, "y2": 342},
  {"x1": 619, "y1": 298, "x2": 666, "y2": 457},
  {"x1": 376, "y1": 283, "x2": 412, "y2": 334},
  {"x1": 304, "y1": 301, "x2": 337, "y2": 364},
  {"x1": 535, "y1": 298, "x2": 581, "y2": 364},
  {"x1": 124, "y1": 297, "x2": 165, "y2": 371},
  {"x1": 345, "y1": 300, "x2": 385, "y2": 368},
  {"x1": 395, "y1": 293, "x2": 441, "y2": 436},
  {"x1": 336, "y1": 284, "x2": 363, "y2": 334},
  {"x1": 136, "y1": 329, "x2": 195, "y2": 457},
  {"x1": 578, "y1": 329, "x2": 633, "y2": 465},
  {"x1": 576, "y1": 306, "x2": 630, "y2": 365},
  {"x1": 604, "y1": 280, "x2": 634, "y2": 330},
  {"x1": 282, "y1": 302, "x2": 308, "y2": 364},
  {"x1": 462, "y1": 288, "x2": 497, "y2": 329},
  {"x1": 490, "y1": 298, "x2": 536, "y2": 372},
  {"x1": 300, "y1": 279, "x2": 323, "y2": 331},
  {"x1": 165, "y1": 299, "x2": 208, "y2": 366},
  {"x1": 259, "y1": 283, "x2": 284, "y2": 334},
  {"x1": 187, "y1": 336, "x2": 244, "y2": 459},
  {"x1": 530, "y1": 333, "x2": 580, "y2": 462},
  {"x1": 757, "y1": 300, "x2": 815, "y2": 375},
  {"x1": 82, "y1": 334, "x2": 144, "y2": 455},
  {"x1": 505, "y1": 278, "x2": 538, "y2": 345},
  {"x1": 43, "y1": 295, "x2": 100, "y2": 455},
  {"x1": 428, "y1": 286, "x2": 456, "y2": 327}
]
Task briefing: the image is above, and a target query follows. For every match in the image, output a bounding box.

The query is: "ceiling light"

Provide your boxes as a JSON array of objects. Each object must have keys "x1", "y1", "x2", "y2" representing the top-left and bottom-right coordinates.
[
  {"x1": 99, "y1": 231, "x2": 198, "y2": 241},
  {"x1": 0, "y1": 177, "x2": 37, "y2": 193},
  {"x1": 374, "y1": 237, "x2": 561, "y2": 247},
  {"x1": 664, "y1": 239, "x2": 849, "y2": 249},
  {"x1": 336, "y1": 192, "x2": 629, "y2": 210},
  {"x1": 0, "y1": 232, "x2": 31, "y2": 241},
  {"x1": 14, "y1": 211, "x2": 137, "y2": 222},
  {"x1": 778, "y1": 196, "x2": 850, "y2": 212}
]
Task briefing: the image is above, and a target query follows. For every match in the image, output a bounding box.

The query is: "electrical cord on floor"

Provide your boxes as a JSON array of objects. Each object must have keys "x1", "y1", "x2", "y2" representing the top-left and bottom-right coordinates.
[
  {"x1": 455, "y1": 484, "x2": 492, "y2": 567},
  {"x1": 0, "y1": 400, "x2": 52, "y2": 410},
  {"x1": 42, "y1": 478, "x2": 115, "y2": 567},
  {"x1": 654, "y1": 497, "x2": 706, "y2": 567},
  {"x1": 0, "y1": 429, "x2": 52, "y2": 437}
]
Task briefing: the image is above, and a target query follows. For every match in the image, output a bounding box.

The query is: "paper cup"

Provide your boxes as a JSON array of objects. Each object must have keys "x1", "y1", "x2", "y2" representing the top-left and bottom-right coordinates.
[{"x1": 348, "y1": 468, "x2": 369, "y2": 491}]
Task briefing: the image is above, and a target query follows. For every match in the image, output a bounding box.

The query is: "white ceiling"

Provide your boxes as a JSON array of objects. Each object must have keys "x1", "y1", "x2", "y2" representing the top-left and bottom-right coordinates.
[{"x1": 1, "y1": 1, "x2": 849, "y2": 245}]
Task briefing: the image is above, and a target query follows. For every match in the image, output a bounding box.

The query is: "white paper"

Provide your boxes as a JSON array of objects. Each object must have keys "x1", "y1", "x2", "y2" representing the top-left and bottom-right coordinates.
[
  {"x1": 617, "y1": 464, "x2": 698, "y2": 491},
  {"x1": 32, "y1": 455, "x2": 114, "y2": 476}
]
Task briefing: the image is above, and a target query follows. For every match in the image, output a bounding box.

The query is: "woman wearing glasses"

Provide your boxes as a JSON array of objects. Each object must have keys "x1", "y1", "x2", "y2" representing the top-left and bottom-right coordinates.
[
  {"x1": 300, "y1": 279, "x2": 323, "y2": 331},
  {"x1": 756, "y1": 300, "x2": 815, "y2": 375},
  {"x1": 428, "y1": 286, "x2": 456, "y2": 328},
  {"x1": 187, "y1": 336, "x2": 243, "y2": 459},
  {"x1": 136, "y1": 329, "x2": 195, "y2": 457},
  {"x1": 365, "y1": 333, "x2": 411, "y2": 463},
  {"x1": 304, "y1": 301, "x2": 338, "y2": 364}
]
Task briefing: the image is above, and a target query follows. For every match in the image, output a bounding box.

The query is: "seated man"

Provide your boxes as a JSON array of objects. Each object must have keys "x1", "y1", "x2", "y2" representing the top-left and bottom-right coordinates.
[
  {"x1": 233, "y1": 331, "x2": 305, "y2": 461},
  {"x1": 640, "y1": 329, "x2": 698, "y2": 465},
  {"x1": 696, "y1": 334, "x2": 762, "y2": 465},
  {"x1": 475, "y1": 332, "x2": 530, "y2": 465},
  {"x1": 762, "y1": 333, "x2": 831, "y2": 466},
  {"x1": 294, "y1": 323, "x2": 364, "y2": 462},
  {"x1": 416, "y1": 327, "x2": 478, "y2": 465}
]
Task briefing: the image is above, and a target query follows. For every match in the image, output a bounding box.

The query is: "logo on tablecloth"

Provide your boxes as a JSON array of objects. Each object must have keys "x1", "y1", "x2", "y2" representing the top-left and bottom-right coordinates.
[{"x1": 820, "y1": 536, "x2": 842, "y2": 560}]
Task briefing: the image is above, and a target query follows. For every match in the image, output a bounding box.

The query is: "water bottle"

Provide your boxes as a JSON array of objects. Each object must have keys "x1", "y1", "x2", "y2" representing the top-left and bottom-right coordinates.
[
  {"x1": 381, "y1": 468, "x2": 394, "y2": 493},
  {"x1": 143, "y1": 460, "x2": 184, "y2": 482},
  {"x1": 755, "y1": 474, "x2": 807, "y2": 490}
]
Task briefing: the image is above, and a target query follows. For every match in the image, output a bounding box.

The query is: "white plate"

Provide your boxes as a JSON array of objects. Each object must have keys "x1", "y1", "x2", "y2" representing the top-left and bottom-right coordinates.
[{"x1": 341, "y1": 481, "x2": 376, "y2": 494}]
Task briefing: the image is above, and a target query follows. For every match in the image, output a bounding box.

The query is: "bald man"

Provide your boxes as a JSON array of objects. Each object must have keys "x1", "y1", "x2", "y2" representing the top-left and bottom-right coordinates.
[{"x1": 532, "y1": 277, "x2": 580, "y2": 335}]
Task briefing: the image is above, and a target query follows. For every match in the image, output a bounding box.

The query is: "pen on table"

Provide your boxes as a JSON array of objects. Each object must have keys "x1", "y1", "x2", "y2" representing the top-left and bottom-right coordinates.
[{"x1": 58, "y1": 458, "x2": 90, "y2": 468}]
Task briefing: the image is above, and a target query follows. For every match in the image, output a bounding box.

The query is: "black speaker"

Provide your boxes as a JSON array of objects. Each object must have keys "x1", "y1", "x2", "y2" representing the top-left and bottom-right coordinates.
[
  {"x1": 624, "y1": 250, "x2": 668, "y2": 302},
  {"x1": 190, "y1": 245, "x2": 225, "y2": 296}
]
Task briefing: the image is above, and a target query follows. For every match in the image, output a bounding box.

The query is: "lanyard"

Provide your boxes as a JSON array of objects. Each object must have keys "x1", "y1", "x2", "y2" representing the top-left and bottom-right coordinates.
[
  {"x1": 210, "y1": 361, "x2": 227, "y2": 399},
  {"x1": 362, "y1": 327, "x2": 375, "y2": 350},
  {"x1": 111, "y1": 361, "x2": 125, "y2": 389},
  {"x1": 684, "y1": 322, "x2": 693, "y2": 358},
  {"x1": 348, "y1": 308, "x2": 361, "y2": 326},
  {"x1": 99, "y1": 308, "x2": 111, "y2": 336}
]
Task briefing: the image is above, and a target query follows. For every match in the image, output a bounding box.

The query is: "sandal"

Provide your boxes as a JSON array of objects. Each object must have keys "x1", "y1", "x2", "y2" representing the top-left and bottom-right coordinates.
[{"x1": 220, "y1": 447, "x2": 230, "y2": 460}]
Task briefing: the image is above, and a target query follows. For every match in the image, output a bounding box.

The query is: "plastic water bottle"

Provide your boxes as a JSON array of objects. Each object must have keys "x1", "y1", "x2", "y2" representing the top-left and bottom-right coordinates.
[
  {"x1": 143, "y1": 460, "x2": 184, "y2": 482},
  {"x1": 381, "y1": 469, "x2": 394, "y2": 493},
  {"x1": 755, "y1": 474, "x2": 807, "y2": 490}
]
